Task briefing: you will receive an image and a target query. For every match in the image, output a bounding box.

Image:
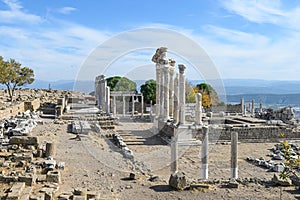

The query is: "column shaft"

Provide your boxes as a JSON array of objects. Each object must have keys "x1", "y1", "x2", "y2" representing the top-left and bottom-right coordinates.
[
  {"x1": 201, "y1": 126, "x2": 209, "y2": 179},
  {"x1": 231, "y1": 132, "x2": 238, "y2": 179}
]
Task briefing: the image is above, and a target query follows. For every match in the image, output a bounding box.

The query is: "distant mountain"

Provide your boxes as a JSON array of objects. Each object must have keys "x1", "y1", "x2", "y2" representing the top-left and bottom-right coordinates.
[{"x1": 1, "y1": 78, "x2": 300, "y2": 98}]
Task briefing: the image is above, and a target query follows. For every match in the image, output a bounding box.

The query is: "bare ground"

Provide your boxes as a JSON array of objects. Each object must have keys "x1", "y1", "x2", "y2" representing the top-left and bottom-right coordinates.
[{"x1": 31, "y1": 118, "x2": 300, "y2": 199}]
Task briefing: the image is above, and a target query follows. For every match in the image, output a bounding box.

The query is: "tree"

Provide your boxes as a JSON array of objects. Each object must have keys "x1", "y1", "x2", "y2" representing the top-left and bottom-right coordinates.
[
  {"x1": 0, "y1": 57, "x2": 34, "y2": 102},
  {"x1": 106, "y1": 76, "x2": 137, "y2": 92},
  {"x1": 140, "y1": 79, "x2": 156, "y2": 104},
  {"x1": 185, "y1": 81, "x2": 197, "y2": 103},
  {"x1": 195, "y1": 83, "x2": 220, "y2": 108}
]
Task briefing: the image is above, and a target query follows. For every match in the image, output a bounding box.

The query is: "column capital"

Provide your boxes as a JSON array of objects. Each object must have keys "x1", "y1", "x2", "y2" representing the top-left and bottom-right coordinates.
[
  {"x1": 169, "y1": 65, "x2": 175, "y2": 75},
  {"x1": 178, "y1": 64, "x2": 186, "y2": 74}
]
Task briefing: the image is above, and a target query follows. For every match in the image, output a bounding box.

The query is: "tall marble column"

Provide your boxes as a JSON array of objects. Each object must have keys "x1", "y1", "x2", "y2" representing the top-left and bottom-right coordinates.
[
  {"x1": 141, "y1": 95, "x2": 144, "y2": 117},
  {"x1": 156, "y1": 64, "x2": 161, "y2": 116},
  {"x1": 173, "y1": 73, "x2": 179, "y2": 123},
  {"x1": 159, "y1": 65, "x2": 164, "y2": 118},
  {"x1": 132, "y1": 95, "x2": 135, "y2": 116},
  {"x1": 169, "y1": 60, "x2": 176, "y2": 118},
  {"x1": 178, "y1": 64, "x2": 186, "y2": 125},
  {"x1": 163, "y1": 64, "x2": 170, "y2": 121},
  {"x1": 123, "y1": 95, "x2": 126, "y2": 117},
  {"x1": 105, "y1": 86, "x2": 110, "y2": 114},
  {"x1": 195, "y1": 93, "x2": 203, "y2": 126},
  {"x1": 113, "y1": 96, "x2": 116, "y2": 115}
]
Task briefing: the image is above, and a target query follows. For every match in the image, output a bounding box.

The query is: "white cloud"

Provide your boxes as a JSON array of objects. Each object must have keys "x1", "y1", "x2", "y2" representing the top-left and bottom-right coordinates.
[
  {"x1": 221, "y1": 0, "x2": 285, "y2": 24},
  {"x1": 57, "y1": 6, "x2": 77, "y2": 15},
  {"x1": 0, "y1": 0, "x2": 42, "y2": 24}
]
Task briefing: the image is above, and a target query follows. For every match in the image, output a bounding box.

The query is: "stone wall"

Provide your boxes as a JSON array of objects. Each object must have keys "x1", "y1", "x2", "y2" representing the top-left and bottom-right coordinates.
[
  {"x1": 197, "y1": 126, "x2": 300, "y2": 142},
  {"x1": 0, "y1": 102, "x2": 25, "y2": 120},
  {"x1": 24, "y1": 99, "x2": 40, "y2": 111}
]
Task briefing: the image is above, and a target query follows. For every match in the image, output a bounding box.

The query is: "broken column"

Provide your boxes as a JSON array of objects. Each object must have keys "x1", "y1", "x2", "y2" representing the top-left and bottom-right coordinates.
[
  {"x1": 170, "y1": 129, "x2": 178, "y2": 173},
  {"x1": 259, "y1": 101, "x2": 263, "y2": 113},
  {"x1": 231, "y1": 131, "x2": 238, "y2": 179},
  {"x1": 45, "y1": 142, "x2": 56, "y2": 157},
  {"x1": 173, "y1": 73, "x2": 179, "y2": 123},
  {"x1": 178, "y1": 64, "x2": 186, "y2": 125},
  {"x1": 240, "y1": 98, "x2": 244, "y2": 114},
  {"x1": 195, "y1": 93, "x2": 203, "y2": 126},
  {"x1": 169, "y1": 60, "x2": 176, "y2": 117},
  {"x1": 251, "y1": 99, "x2": 255, "y2": 115},
  {"x1": 201, "y1": 126, "x2": 209, "y2": 179}
]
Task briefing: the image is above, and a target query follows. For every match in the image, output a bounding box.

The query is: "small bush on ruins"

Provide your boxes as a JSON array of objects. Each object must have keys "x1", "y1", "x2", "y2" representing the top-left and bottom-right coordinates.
[
  {"x1": 0, "y1": 56, "x2": 35, "y2": 102},
  {"x1": 279, "y1": 138, "x2": 300, "y2": 182}
]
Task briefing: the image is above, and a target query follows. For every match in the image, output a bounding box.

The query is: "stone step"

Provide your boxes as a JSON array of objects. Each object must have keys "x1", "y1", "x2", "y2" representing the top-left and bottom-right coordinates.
[
  {"x1": 7, "y1": 182, "x2": 25, "y2": 200},
  {"x1": 20, "y1": 186, "x2": 32, "y2": 200}
]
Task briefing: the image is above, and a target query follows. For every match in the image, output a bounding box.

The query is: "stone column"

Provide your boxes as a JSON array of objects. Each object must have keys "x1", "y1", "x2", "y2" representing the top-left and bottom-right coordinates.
[
  {"x1": 156, "y1": 64, "x2": 161, "y2": 116},
  {"x1": 150, "y1": 100, "x2": 153, "y2": 121},
  {"x1": 173, "y1": 73, "x2": 179, "y2": 123},
  {"x1": 113, "y1": 96, "x2": 117, "y2": 115},
  {"x1": 169, "y1": 60, "x2": 176, "y2": 117},
  {"x1": 251, "y1": 100, "x2": 255, "y2": 115},
  {"x1": 244, "y1": 105, "x2": 247, "y2": 115},
  {"x1": 170, "y1": 129, "x2": 178, "y2": 173},
  {"x1": 141, "y1": 95, "x2": 144, "y2": 117},
  {"x1": 178, "y1": 64, "x2": 186, "y2": 125},
  {"x1": 195, "y1": 93, "x2": 203, "y2": 126},
  {"x1": 231, "y1": 132, "x2": 238, "y2": 179},
  {"x1": 163, "y1": 65, "x2": 170, "y2": 121},
  {"x1": 248, "y1": 103, "x2": 251, "y2": 113},
  {"x1": 45, "y1": 142, "x2": 56, "y2": 157},
  {"x1": 259, "y1": 102, "x2": 263, "y2": 113},
  {"x1": 123, "y1": 95, "x2": 126, "y2": 117},
  {"x1": 105, "y1": 86, "x2": 110, "y2": 115},
  {"x1": 201, "y1": 126, "x2": 209, "y2": 179},
  {"x1": 159, "y1": 65, "x2": 164, "y2": 118},
  {"x1": 240, "y1": 98, "x2": 244, "y2": 114},
  {"x1": 132, "y1": 95, "x2": 135, "y2": 116},
  {"x1": 101, "y1": 76, "x2": 107, "y2": 110}
]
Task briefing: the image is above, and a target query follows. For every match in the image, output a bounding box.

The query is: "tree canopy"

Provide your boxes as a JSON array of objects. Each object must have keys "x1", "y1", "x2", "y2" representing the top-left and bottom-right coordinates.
[
  {"x1": 106, "y1": 76, "x2": 137, "y2": 92},
  {"x1": 140, "y1": 79, "x2": 156, "y2": 104},
  {"x1": 195, "y1": 83, "x2": 220, "y2": 108},
  {"x1": 0, "y1": 56, "x2": 34, "y2": 102}
]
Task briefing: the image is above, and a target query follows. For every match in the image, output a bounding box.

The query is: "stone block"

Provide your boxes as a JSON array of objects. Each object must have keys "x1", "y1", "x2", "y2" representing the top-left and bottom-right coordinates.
[
  {"x1": 9, "y1": 136, "x2": 39, "y2": 146},
  {"x1": 272, "y1": 174, "x2": 292, "y2": 186},
  {"x1": 46, "y1": 171, "x2": 61, "y2": 183},
  {"x1": 87, "y1": 191, "x2": 99, "y2": 199},
  {"x1": 169, "y1": 172, "x2": 190, "y2": 190},
  {"x1": 19, "y1": 174, "x2": 36, "y2": 186},
  {"x1": 29, "y1": 193, "x2": 44, "y2": 200},
  {"x1": 73, "y1": 196, "x2": 86, "y2": 200},
  {"x1": 7, "y1": 182, "x2": 25, "y2": 200},
  {"x1": 20, "y1": 187, "x2": 32, "y2": 200}
]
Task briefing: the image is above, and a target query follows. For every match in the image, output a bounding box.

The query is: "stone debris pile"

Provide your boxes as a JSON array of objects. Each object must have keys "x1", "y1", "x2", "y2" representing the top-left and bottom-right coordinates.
[{"x1": 112, "y1": 132, "x2": 133, "y2": 159}]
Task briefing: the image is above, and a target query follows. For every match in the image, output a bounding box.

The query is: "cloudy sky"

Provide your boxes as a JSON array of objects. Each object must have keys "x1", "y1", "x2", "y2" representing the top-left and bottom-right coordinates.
[{"x1": 0, "y1": 0, "x2": 300, "y2": 81}]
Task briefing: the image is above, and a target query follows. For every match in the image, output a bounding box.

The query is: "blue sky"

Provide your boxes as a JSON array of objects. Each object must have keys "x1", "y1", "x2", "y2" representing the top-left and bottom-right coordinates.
[{"x1": 1, "y1": 0, "x2": 300, "y2": 81}]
